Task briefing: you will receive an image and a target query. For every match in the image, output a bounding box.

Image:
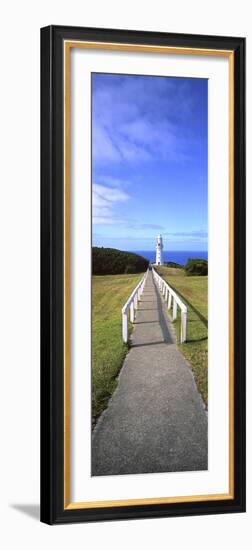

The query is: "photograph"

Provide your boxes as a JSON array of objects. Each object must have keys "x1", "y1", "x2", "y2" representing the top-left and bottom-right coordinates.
[{"x1": 91, "y1": 72, "x2": 208, "y2": 476}]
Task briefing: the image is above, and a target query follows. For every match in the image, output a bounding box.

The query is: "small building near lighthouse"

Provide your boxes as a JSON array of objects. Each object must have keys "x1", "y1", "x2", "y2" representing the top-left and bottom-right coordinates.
[{"x1": 155, "y1": 234, "x2": 164, "y2": 266}]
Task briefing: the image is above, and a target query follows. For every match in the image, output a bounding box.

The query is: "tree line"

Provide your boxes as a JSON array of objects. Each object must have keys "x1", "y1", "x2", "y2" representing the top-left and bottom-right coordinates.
[{"x1": 92, "y1": 247, "x2": 149, "y2": 275}]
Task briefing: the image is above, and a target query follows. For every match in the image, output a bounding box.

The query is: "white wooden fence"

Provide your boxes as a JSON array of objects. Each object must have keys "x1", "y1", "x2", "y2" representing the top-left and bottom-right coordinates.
[
  {"x1": 152, "y1": 268, "x2": 187, "y2": 343},
  {"x1": 121, "y1": 269, "x2": 149, "y2": 343}
]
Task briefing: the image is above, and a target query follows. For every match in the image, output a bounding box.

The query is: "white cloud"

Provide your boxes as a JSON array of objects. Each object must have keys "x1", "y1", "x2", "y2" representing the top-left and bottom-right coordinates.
[
  {"x1": 92, "y1": 125, "x2": 122, "y2": 162},
  {"x1": 93, "y1": 216, "x2": 124, "y2": 225},
  {"x1": 92, "y1": 181, "x2": 130, "y2": 225},
  {"x1": 100, "y1": 176, "x2": 130, "y2": 189}
]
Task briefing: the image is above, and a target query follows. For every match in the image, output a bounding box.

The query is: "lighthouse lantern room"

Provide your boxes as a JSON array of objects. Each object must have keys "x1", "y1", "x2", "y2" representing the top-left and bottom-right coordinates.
[{"x1": 155, "y1": 234, "x2": 164, "y2": 266}]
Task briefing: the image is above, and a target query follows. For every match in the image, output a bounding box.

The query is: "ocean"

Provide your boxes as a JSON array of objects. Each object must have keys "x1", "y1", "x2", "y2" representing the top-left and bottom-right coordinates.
[{"x1": 133, "y1": 250, "x2": 208, "y2": 266}]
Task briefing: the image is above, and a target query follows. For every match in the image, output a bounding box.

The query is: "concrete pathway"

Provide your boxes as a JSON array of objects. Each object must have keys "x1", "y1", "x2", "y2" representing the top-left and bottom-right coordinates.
[{"x1": 92, "y1": 270, "x2": 208, "y2": 476}]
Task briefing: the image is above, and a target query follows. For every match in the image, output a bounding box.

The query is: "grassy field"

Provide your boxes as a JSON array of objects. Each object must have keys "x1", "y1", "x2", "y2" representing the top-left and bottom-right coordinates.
[
  {"x1": 157, "y1": 266, "x2": 208, "y2": 407},
  {"x1": 92, "y1": 273, "x2": 143, "y2": 424}
]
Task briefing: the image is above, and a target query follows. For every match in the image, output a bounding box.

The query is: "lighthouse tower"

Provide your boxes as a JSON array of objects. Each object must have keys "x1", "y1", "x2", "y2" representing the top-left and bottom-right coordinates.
[{"x1": 155, "y1": 234, "x2": 164, "y2": 266}]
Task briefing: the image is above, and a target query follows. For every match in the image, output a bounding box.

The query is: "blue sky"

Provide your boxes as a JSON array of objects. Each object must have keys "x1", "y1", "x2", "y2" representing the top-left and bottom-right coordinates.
[{"x1": 92, "y1": 73, "x2": 208, "y2": 252}]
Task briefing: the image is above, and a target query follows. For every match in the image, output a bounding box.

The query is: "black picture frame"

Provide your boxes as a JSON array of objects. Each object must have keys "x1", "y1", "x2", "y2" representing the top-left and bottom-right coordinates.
[{"x1": 41, "y1": 25, "x2": 246, "y2": 524}]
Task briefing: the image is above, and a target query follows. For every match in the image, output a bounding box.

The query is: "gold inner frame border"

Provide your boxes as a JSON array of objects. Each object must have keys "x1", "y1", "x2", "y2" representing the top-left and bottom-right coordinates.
[{"x1": 63, "y1": 40, "x2": 234, "y2": 510}]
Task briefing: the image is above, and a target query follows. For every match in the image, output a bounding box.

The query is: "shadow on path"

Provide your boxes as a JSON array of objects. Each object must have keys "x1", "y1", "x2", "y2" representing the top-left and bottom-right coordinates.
[
  {"x1": 131, "y1": 340, "x2": 169, "y2": 348},
  {"x1": 153, "y1": 280, "x2": 174, "y2": 344}
]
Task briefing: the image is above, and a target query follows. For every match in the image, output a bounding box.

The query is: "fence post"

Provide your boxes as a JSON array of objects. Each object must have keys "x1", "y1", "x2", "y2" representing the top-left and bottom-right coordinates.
[
  {"x1": 168, "y1": 292, "x2": 172, "y2": 309},
  {"x1": 165, "y1": 286, "x2": 168, "y2": 301},
  {"x1": 122, "y1": 311, "x2": 128, "y2": 343},
  {"x1": 173, "y1": 299, "x2": 177, "y2": 320},
  {"x1": 134, "y1": 293, "x2": 138, "y2": 310},
  {"x1": 130, "y1": 301, "x2": 134, "y2": 323},
  {"x1": 181, "y1": 309, "x2": 187, "y2": 343}
]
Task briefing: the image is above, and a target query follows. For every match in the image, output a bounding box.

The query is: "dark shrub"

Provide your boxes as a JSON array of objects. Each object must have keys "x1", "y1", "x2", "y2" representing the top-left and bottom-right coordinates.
[
  {"x1": 184, "y1": 258, "x2": 208, "y2": 276},
  {"x1": 92, "y1": 247, "x2": 149, "y2": 275}
]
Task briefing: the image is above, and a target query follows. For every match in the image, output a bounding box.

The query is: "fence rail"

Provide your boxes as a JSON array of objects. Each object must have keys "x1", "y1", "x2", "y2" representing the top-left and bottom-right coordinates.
[
  {"x1": 121, "y1": 269, "x2": 149, "y2": 343},
  {"x1": 152, "y1": 268, "x2": 187, "y2": 343}
]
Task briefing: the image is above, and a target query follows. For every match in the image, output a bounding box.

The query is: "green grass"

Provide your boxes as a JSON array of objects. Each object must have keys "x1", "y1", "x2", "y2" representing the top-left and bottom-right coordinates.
[
  {"x1": 157, "y1": 266, "x2": 208, "y2": 407},
  {"x1": 92, "y1": 273, "x2": 143, "y2": 425}
]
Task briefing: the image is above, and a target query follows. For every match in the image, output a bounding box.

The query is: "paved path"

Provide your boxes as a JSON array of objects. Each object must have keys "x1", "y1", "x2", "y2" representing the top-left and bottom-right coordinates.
[{"x1": 92, "y1": 270, "x2": 208, "y2": 476}]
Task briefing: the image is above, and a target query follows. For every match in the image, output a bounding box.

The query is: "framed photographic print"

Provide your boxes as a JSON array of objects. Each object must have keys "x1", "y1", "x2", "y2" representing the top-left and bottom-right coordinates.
[{"x1": 41, "y1": 25, "x2": 246, "y2": 524}]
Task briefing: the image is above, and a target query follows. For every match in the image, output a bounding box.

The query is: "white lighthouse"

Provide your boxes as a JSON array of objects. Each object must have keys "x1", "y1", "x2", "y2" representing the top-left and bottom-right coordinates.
[{"x1": 155, "y1": 234, "x2": 164, "y2": 266}]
